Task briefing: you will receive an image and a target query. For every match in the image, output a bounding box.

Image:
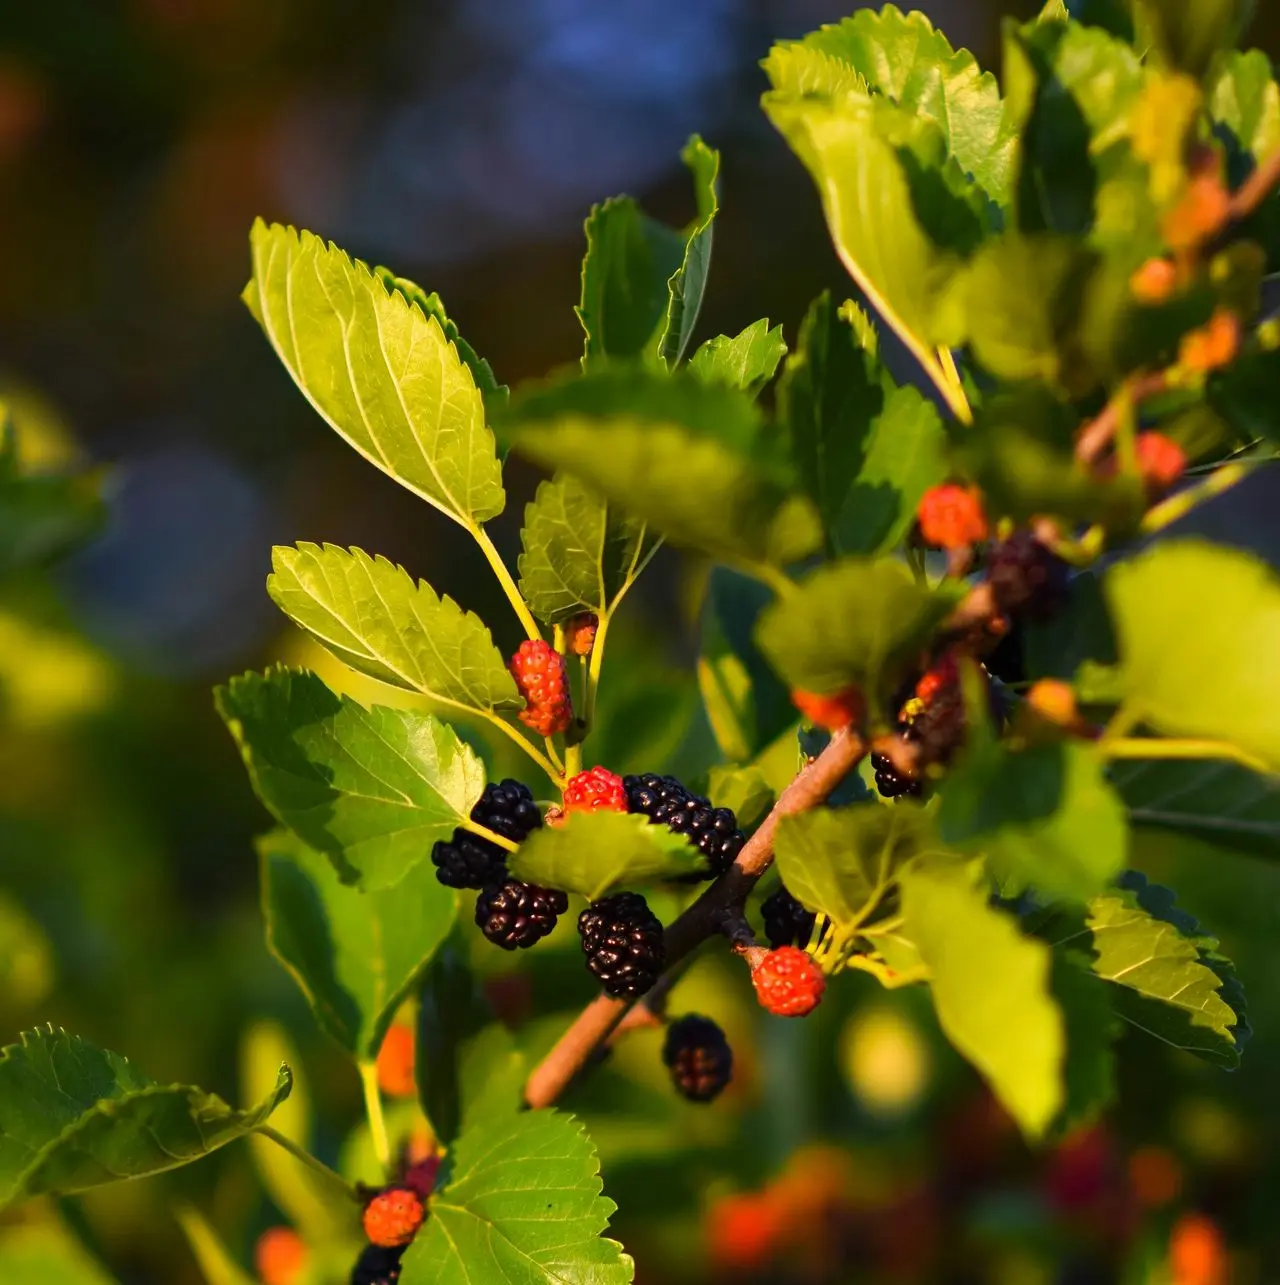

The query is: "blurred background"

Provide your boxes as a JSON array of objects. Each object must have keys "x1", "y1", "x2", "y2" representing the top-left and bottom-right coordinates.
[{"x1": 3, "y1": 2, "x2": 1280, "y2": 1283}]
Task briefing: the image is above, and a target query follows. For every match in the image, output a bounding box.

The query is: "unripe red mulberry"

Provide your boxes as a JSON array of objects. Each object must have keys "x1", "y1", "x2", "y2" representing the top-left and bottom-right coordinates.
[
  {"x1": 917, "y1": 484, "x2": 988, "y2": 549},
  {"x1": 791, "y1": 686, "x2": 864, "y2": 732},
  {"x1": 751, "y1": 946, "x2": 826, "y2": 1017},
  {"x1": 563, "y1": 766, "x2": 627, "y2": 815},
  {"x1": 509, "y1": 639, "x2": 573, "y2": 736},
  {"x1": 362, "y1": 1187, "x2": 424, "y2": 1248}
]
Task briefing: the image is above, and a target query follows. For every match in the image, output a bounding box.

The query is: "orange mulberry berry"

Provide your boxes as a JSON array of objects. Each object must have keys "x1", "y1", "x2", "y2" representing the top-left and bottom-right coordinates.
[
  {"x1": 751, "y1": 946, "x2": 826, "y2": 1018},
  {"x1": 254, "y1": 1228, "x2": 307, "y2": 1285},
  {"x1": 1128, "y1": 1145, "x2": 1183, "y2": 1210},
  {"x1": 1179, "y1": 308, "x2": 1241, "y2": 373},
  {"x1": 1169, "y1": 1212, "x2": 1228, "y2": 1285},
  {"x1": 1135, "y1": 431, "x2": 1187, "y2": 495},
  {"x1": 1162, "y1": 172, "x2": 1231, "y2": 253},
  {"x1": 1130, "y1": 257, "x2": 1178, "y2": 304},
  {"x1": 1026, "y1": 679, "x2": 1078, "y2": 728},
  {"x1": 509, "y1": 639, "x2": 573, "y2": 736},
  {"x1": 791, "y1": 686, "x2": 864, "y2": 732},
  {"x1": 362, "y1": 1187, "x2": 425, "y2": 1249},
  {"x1": 706, "y1": 1191, "x2": 785, "y2": 1270},
  {"x1": 917, "y1": 484, "x2": 989, "y2": 550},
  {"x1": 565, "y1": 612, "x2": 599, "y2": 656},
  {"x1": 375, "y1": 1024, "x2": 416, "y2": 1098}
]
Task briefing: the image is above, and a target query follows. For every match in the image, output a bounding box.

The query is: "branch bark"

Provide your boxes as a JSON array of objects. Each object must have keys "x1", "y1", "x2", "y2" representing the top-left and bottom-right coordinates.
[{"x1": 523, "y1": 726, "x2": 867, "y2": 1110}]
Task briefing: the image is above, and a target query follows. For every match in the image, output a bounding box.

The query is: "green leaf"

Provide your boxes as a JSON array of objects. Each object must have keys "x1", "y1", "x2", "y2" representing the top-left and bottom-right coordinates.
[
  {"x1": 244, "y1": 221, "x2": 503, "y2": 525},
  {"x1": 902, "y1": 865, "x2": 1064, "y2": 1138},
  {"x1": 0, "y1": 1222, "x2": 119, "y2": 1285},
  {"x1": 698, "y1": 567, "x2": 795, "y2": 762},
  {"x1": 938, "y1": 742, "x2": 1128, "y2": 901},
  {"x1": 503, "y1": 367, "x2": 822, "y2": 568},
  {"x1": 508, "y1": 811, "x2": 702, "y2": 898},
  {"x1": 1131, "y1": 0, "x2": 1252, "y2": 75},
  {"x1": 517, "y1": 474, "x2": 655, "y2": 626},
  {"x1": 707, "y1": 764, "x2": 775, "y2": 829},
  {"x1": 773, "y1": 804, "x2": 927, "y2": 929},
  {"x1": 576, "y1": 198, "x2": 685, "y2": 368},
  {"x1": 785, "y1": 3, "x2": 1016, "y2": 205},
  {"x1": 1110, "y1": 758, "x2": 1280, "y2": 859},
  {"x1": 259, "y1": 829, "x2": 456, "y2": 1060},
  {"x1": 1084, "y1": 872, "x2": 1246, "y2": 1067},
  {"x1": 688, "y1": 320, "x2": 787, "y2": 397},
  {"x1": 658, "y1": 136, "x2": 720, "y2": 367},
  {"x1": 1051, "y1": 955, "x2": 1118, "y2": 1137},
  {"x1": 1208, "y1": 49, "x2": 1280, "y2": 158},
  {"x1": 754, "y1": 559, "x2": 958, "y2": 706},
  {"x1": 372, "y1": 269, "x2": 508, "y2": 408},
  {"x1": 0, "y1": 1027, "x2": 291, "y2": 1210},
  {"x1": 778, "y1": 296, "x2": 948, "y2": 556},
  {"x1": 268, "y1": 543, "x2": 521, "y2": 713},
  {"x1": 761, "y1": 80, "x2": 957, "y2": 390},
  {"x1": 402, "y1": 1110, "x2": 632, "y2": 1285},
  {"x1": 1105, "y1": 540, "x2": 1280, "y2": 772},
  {"x1": 216, "y1": 668, "x2": 485, "y2": 891}
]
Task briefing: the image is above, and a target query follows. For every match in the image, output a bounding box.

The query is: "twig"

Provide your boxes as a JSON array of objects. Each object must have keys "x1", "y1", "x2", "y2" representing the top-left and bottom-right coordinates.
[
  {"x1": 1075, "y1": 370, "x2": 1171, "y2": 465},
  {"x1": 523, "y1": 726, "x2": 867, "y2": 1109},
  {"x1": 1226, "y1": 143, "x2": 1280, "y2": 227}
]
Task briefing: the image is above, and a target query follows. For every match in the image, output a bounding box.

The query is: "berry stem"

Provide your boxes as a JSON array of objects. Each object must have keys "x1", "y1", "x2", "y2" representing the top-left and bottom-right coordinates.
[
  {"x1": 1075, "y1": 370, "x2": 1172, "y2": 465},
  {"x1": 256, "y1": 1125, "x2": 358, "y2": 1200},
  {"x1": 564, "y1": 742, "x2": 583, "y2": 778},
  {"x1": 936, "y1": 345, "x2": 973, "y2": 426},
  {"x1": 523, "y1": 726, "x2": 867, "y2": 1109},
  {"x1": 582, "y1": 608, "x2": 611, "y2": 735},
  {"x1": 462, "y1": 820, "x2": 520, "y2": 853},
  {"x1": 1140, "y1": 462, "x2": 1249, "y2": 535},
  {"x1": 543, "y1": 737, "x2": 566, "y2": 775},
  {"x1": 476, "y1": 710, "x2": 565, "y2": 786},
  {"x1": 471, "y1": 523, "x2": 542, "y2": 642},
  {"x1": 358, "y1": 1060, "x2": 392, "y2": 1181},
  {"x1": 1100, "y1": 736, "x2": 1271, "y2": 776}
]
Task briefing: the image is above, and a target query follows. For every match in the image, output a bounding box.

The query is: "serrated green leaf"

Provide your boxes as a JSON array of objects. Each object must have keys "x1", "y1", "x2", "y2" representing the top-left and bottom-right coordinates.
[
  {"x1": 0, "y1": 1222, "x2": 119, "y2": 1285},
  {"x1": 244, "y1": 220, "x2": 503, "y2": 525},
  {"x1": 517, "y1": 475, "x2": 655, "y2": 625},
  {"x1": 659, "y1": 136, "x2": 720, "y2": 367},
  {"x1": 577, "y1": 198, "x2": 685, "y2": 368},
  {"x1": 372, "y1": 268, "x2": 507, "y2": 408},
  {"x1": 688, "y1": 320, "x2": 787, "y2": 398},
  {"x1": 503, "y1": 367, "x2": 822, "y2": 568},
  {"x1": 1051, "y1": 955, "x2": 1118, "y2": 1137},
  {"x1": 902, "y1": 865, "x2": 1064, "y2": 1138},
  {"x1": 786, "y1": 4, "x2": 1016, "y2": 206},
  {"x1": 1105, "y1": 540, "x2": 1280, "y2": 773},
  {"x1": 259, "y1": 829, "x2": 456, "y2": 1059},
  {"x1": 698, "y1": 567, "x2": 795, "y2": 762},
  {"x1": 216, "y1": 667, "x2": 485, "y2": 891},
  {"x1": 1084, "y1": 872, "x2": 1246, "y2": 1067},
  {"x1": 939, "y1": 742, "x2": 1128, "y2": 902},
  {"x1": 402, "y1": 1110, "x2": 633, "y2": 1284},
  {"x1": 0, "y1": 1028, "x2": 291, "y2": 1210},
  {"x1": 761, "y1": 80, "x2": 957, "y2": 391},
  {"x1": 269, "y1": 543, "x2": 521, "y2": 713},
  {"x1": 509, "y1": 811, "x2": 701, "y2": 898},
  {"x1": 754, "y1": 559, "x2": 958, "y2": 706},
  {"x1": 774, "y1": 804, "x2": 928, "y2": 929},
  {"x1": 1110, "y1": 758, "x2": 1280, "y2": 859}
]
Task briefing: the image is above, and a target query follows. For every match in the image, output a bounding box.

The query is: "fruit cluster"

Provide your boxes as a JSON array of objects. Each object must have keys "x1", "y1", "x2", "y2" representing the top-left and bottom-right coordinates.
[{"x1": 349, "y1": 1145, "x2": 443, "y2": 1284}]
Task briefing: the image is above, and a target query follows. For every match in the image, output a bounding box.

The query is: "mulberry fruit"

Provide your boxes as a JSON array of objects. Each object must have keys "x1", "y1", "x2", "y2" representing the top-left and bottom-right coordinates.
[
  {"x1": 475, "y1": 880, "x2": 568, "y2": 950},
  {"x1": 760, "y1": 886, "x2": 816, "y2": 950},
  {"x1": 624, "y1": 773, "x2": 745, "y2": 878},
  {"x1": 510, "y1": 639, "x2": 573, "y2": 735},
  {"x1": 751, "y1": 946, "x2": 826, "y2": 1018},
  {"x1": 917, "y1": 484, "x2": 989, "y2": 549},
  {"x1": 871, "y1": 746, "x2": 923, "y2": 799},
  {"x1": 565, "y1": 612, "x2": 599, "y2": 656},
  {"x1": 578, "y1": 891, "x2": 665, "y2": 998},
  {"x1": 986, "y1": 533, "x2": 1070, "y2": 622},
  {"x1": 663, "y1": 1014, "x2": 733, "y2": 1103},
  {"x1": 791, "y1": 686, "x2": 865, "y2": 732},
  {"x1": 362, "y1": 1187, "x2": 424, "y2": 1249},
  {"x1": 563, "y1": 766, "x2": 628, "y2": 815},
  {"x1": 350, "y1": 1244, "x2": 404, "y2": 1285},
  {"x1": 431, "y1": 779, "x2": 542, "y2": 890}
]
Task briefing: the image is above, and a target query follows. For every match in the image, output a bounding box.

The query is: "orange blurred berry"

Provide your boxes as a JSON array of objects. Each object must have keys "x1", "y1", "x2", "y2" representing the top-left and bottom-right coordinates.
[
  {"x1": 1135, "y1": 431, "x2": 1187, "y2": 495},
  {"x1": 254, "y1": 1227, "x2": 307, "y2": 1285},
  {"x1": 791, "y1": 686, "x2": 865, "y2": 732},
  {"x1": 1026, "y1": 679, "x2": 1078, "y2": 728},
  {"x1": 706, "y1": 1191, "x2": 785, "y2": 1271},
  {"x1": 915, "y1": 654, "x2": 960, "y2": 708},
  {"x1": 917, "y1": 484, "x2": 989, "y2": 550},
  {"x1": 362, "y1": 1187, "x2": 425, "y2": 1248},
  {"x1": 1128, "y1": 1145, "x2": 1184, "y2": 1210},
  {"x1": 565, "y1": 612, "x2": 599, "y2": 656},
  {"x1": 1162, "y1": 173, "x2": 1231, "y2": 253},
  {"x1": 1169, "y1": 1212, "x2": 1229, "y2": 1285},
  {"x1": 1179, "y1": 308, "x2": 1242, "y2": 373},
  {"x1": 1130, "y1": 257, "x2": 1179, "y2": 304},
  {"x1": 376, "y1": 1024, "x2": 416, "y2": 1098}
]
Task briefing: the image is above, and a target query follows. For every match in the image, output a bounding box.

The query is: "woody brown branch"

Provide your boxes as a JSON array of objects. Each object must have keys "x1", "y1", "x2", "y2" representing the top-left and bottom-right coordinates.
[{"x1": 523, "y1": 726, "x2": 867, "y2": 1110}]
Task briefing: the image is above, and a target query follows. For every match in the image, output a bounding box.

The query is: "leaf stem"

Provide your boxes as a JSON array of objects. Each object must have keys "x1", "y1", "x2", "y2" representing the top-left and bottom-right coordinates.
[
  {"x1": 472, "y1": 523, "x2": 541, "y2": 641},
  {"x1": 544, "y1": 737, "x2": 566, "y2": 774},
  {"x1": 476, "y1": 709, "x2": 565, "y2": 785},
  {"x1": 1101, "y1": 737, "x2": 1271, "y2": 775},
  {"x1": 1141, "y1": 463, "x2": 1249, "y2": 534},
  {"x1": 464, "y1": 820, "x2": 520, "y2": 852},
  {"x1": 256, "y1": 1126, "x2": 358, "y2": 1200},
  {"x1": 744, "y1": 561, "x2": 798, "y2": 600},
  {"x1": 935, "y1": 347, "x2": 973, "y2": 425},
  {"x1": 582, "y1": 608, "x2": 612, "y2": 735},
  {"x1": 358, "y1": 1061, "x2": 392, "y2": 1180}
]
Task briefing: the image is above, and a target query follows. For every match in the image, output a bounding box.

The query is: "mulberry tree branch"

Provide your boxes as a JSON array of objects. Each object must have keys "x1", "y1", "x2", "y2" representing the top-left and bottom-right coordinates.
[{"x1": 523, "y1": 726, "x2": 868, "y2": 1110}]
